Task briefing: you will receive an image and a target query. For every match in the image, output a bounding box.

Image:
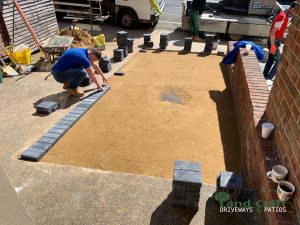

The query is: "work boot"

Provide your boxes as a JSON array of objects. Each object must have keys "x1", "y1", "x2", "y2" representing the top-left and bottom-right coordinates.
[
  {"x1": 65, "y1": 87, "x2": 84, "y2": 97},
  {"x1": 63, "y1": 83, "x2": 70, "y2": 90}
]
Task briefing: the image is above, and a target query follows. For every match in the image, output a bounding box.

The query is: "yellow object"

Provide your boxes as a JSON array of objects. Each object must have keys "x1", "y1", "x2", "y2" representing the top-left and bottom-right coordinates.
[
  {"x1": 150, "y1": 0, "x2": 163, "y2": 15},
  {"x1": 93, "y1": 34, "x2": 106, "y2": 50},
  {"x1": 6, "y1": 47, "x2": 31, "y2": 65}
]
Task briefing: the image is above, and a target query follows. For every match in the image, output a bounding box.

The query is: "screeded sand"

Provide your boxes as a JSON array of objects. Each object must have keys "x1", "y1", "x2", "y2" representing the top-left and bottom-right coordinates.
[{"x1": 43, "y1": 51, "x2": 241, "y2": 184}]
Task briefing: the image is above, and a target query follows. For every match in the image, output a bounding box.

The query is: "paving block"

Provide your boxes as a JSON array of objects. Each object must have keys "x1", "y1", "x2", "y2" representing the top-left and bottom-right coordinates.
[
  {"x1": 66, "y1": 113, "x2": 82, "y2": 119},
  {"x1": 43, "y1": 131, "x2": 63, "y2": 139},
  {"x1": 117, "y1": 31, "x2": 128, "y2": 46},
  {"x1": 36, "y1": 101, "x2": 59, "y2": 114},
  {"x1": 62, "y1": 115, "x2": 79, "y2": 122},
  {"x1": 143, "y1": 34, "x2": 151, "y2": 45},
  {"x1": 172, "y1": 181, "x2": 186, "y2": 191},
  {"x1": 48, "y1": 128, "x2": 66, "y2": 135},
  {"x1": 217, "y1": 171, "x2": 243, "y2": 191},
  {"x1": 79, "y1": 75, "x2": 92, "y2": 87},
  {"x1": 76, "y1": 102, "x2": 93, "y2": 109},
  {"x1": 113, "y1": 49, "x2": 124, "y2": 62},
  {"x1": 173, "y1": 190, "x2": 187, "y2": 200},
  {"x1": 38, "y1": 136, "x2": 57, "y2": 146},
  {"x1": 187, "y1": 192, "x2": 200, "y2": 202},
  {"x1": 73, "y1": 107, "x2": 88, "y2": 113},
  {"x1": 187, "y1": 201, "x2": 199, "y2": 209},
  {"x1": 146, "y1": 41, "x2": 154, "y2": 48},
  {"x1": 173, "y1": 170, "x2": 202, "y2": 191},
  {"x1": 20, "y1": 149, "x2": 46, "y2": 162},
  {"x1": 99, "y1": 57, "x2": 112, "y2": 73},
  {"x1": 184, "y1": 38, "x2": 192, "y2": 51},
  {"x1": 58, "y1": 119, "x2": 75, "y2": 126},
  {"x1": 127, "y1": 38, "x2": 134, "y2": 53},
  {"x1": 173, "y1": 199, "x2": 188, "y2": 208},
  {"x1": 160, "y1": 33, "x2": 169, "y2": 49},
  {"x1": 118, "y1": 45, "x2": 128, "y2": 57},
  {"x1": 53, "y1": 123, "x2": 71, "y2": 130},
  {"x1": 31, "y1": 141, "x2": 52, "y2": 151},
  {"x1": 205, "y1": 34, "x2": 215, "y2": 44},
  {"x1": 174, "y1": 160, "x2": 201, "y2": 172}
]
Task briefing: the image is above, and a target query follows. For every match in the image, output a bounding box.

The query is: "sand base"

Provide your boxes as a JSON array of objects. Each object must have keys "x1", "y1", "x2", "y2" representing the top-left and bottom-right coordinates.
[{"x1": 43, "y1": 51, "x2": 241, "y2": 184}]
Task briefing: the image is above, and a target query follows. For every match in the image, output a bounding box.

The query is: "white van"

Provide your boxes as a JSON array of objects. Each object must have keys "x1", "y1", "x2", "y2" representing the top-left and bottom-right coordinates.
[{"x1": 53, "y1": 0, "x2": 165, "y2": 28}]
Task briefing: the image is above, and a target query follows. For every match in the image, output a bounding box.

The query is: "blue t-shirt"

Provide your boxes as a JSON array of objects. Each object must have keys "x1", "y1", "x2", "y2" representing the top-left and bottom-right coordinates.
[{"x1": 52, "y1": 48, "x2": 91, "y2": 72}]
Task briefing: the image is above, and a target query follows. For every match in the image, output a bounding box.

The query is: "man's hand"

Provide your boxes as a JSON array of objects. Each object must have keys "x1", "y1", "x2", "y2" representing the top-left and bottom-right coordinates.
[
  {"x1": 101, "y1": 75, "x2": 108, "y2": 84},
  {"x1": 270, "y1": 44, "x2": 276, "y2": 55},
  {"x1": 97, "y1": 84, "x2": 103, "y2": 91}
]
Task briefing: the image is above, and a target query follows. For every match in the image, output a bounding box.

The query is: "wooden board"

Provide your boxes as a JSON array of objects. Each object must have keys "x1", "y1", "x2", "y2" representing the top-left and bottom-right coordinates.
[{"x1": 1, "y1": 0, "x2": 59, "y2": 52}]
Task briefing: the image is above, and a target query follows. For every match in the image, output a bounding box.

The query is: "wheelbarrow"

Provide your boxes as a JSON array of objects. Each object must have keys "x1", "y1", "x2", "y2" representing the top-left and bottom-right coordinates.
[{"x1": 42, "y1": 35, "x2": 74, "y2": 63}]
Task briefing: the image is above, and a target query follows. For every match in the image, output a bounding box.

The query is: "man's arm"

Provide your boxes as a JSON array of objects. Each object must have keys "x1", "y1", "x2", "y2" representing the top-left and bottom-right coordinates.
[
  {"x1": 91, "y1": 61, "x2": 108, "y2": 84},
  {"x1": 86, "y1": 67, "x2": 103, "y2": 90}
]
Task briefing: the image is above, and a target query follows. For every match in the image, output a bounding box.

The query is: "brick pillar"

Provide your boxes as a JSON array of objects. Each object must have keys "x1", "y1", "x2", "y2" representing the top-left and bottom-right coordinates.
[{"x1": 266, "y1": 1, "x2": 300, "y2": 221}]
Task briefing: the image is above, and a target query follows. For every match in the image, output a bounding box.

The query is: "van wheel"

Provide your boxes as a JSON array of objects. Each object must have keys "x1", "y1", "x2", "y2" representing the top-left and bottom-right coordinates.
[{"x1": 118, "y1": 9, "x2": 139, "y2": 29}]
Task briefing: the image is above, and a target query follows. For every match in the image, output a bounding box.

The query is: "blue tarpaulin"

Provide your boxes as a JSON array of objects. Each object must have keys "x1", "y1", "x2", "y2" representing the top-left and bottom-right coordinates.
[{"x1": 222, "y1": 41, "x2": 264, "y2": 64}]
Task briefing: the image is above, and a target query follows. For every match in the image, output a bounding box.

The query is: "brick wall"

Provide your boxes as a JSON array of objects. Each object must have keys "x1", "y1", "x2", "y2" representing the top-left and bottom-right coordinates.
[
  {"x1": 266, "y1": 0, "x2": 300, "y2": 222},
  {"x1": 227, "y1": 39, "x2": 299, "y2": 224}
]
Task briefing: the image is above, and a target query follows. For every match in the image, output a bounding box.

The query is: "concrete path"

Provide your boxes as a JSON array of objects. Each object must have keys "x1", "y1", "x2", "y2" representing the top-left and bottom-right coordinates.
[{"x1": 0, "y1": 165, "x2": 34, "y2": 225}]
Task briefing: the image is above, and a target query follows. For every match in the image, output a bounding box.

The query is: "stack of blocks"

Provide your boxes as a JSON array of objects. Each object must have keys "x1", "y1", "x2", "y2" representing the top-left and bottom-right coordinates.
[
  {"x1": 143, "y1": 34, "x2": 153, "y2": 48},
  {"x1": 115, "y1": 31, "x2": 128, "y2": 61},
  {"x1": 159, "y1": 33, "x2": 169, "y2": 49},
  {"x1": 80, "y1": 75, "x2": 92, "y2": 87},
  {"x1": 36, "y1": 101, "x2": 59, "y2": 114},
  {"x1": 204, "y1": 34, "x2": 215, "y2": 53},
  {"x1": 184, "y1": 37, "x2": 193, "y2": 52},
  {"x1": 99, "y1": 56, "x2": 112, "y2": 73},
  {"x1": 113, "y1": 49, "x2": 124, "y2": 62},
  {"x1": 217, "y1": 171, "x2": 243, "y2": 201},
  {"x1": 127, "y1": 38, "x2": 134, "y2": 53},
  {"x1": 173, "y1": 160, "x2": 202, "y2": 209}
]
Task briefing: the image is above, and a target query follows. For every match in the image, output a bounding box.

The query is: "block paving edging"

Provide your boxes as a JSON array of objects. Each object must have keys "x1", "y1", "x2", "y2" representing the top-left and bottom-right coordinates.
[{"x1": 20, "y1": 86, "x2": 111, "y2": 162}]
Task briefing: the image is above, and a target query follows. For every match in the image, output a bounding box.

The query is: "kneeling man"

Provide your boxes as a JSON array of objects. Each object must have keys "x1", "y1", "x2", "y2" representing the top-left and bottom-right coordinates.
[{"x1": 52, "y1": 48, "x2": 108, "y2": 97}]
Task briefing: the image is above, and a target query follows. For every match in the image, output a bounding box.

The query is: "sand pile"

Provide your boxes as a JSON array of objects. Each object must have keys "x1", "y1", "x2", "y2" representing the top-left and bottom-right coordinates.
[{"x1": 57, "y1": 28, "x2": 95, "y2": 48}]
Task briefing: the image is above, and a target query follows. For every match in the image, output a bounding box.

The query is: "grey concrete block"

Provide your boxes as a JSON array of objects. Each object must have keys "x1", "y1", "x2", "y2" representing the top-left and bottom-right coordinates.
[
  {"x1": 146, "y1": 41, "x2": 154, "y2": 48},
  {"x1": 173, "y1": 199, "x2": 188, "y2": 208},
  {"x1": 48, "y1": 128, "x2": 66, "y2": 135},
  {"x1": 20, "y1": 149, "x2": 46, "y2": 162},
  {"x1": 58, "y1": 119, "x2": 75, "y2": 126},
  {"x1": 184, "y1": 38, "x2": 192, "y2": 51},
  {"x1": 36, "y1": 101, "x2": 59, "y2": 114},
  {"x1": 187, "y1": 201, "x2": 199, "y2": 209},
  {"x1": 143, "y1": 34, "x2": 151, "y2": 45},
  {"x1": 187, "y1": 192, "x2": 200, "y2": 202},
  {"x1": 173, "y1": 170, "x2": 202, "y2": 187},
  {"x1": 44, "y1": 131, "x2": 63, "y2": 139},
  {"x1": 38, "y1": 136, "x2": 57, "y2": 146},
  {"x1": 66, "y1": 113, "x2": 82, "y2": 119},
  {"x1": 113, "y1": 49, "x2": 124, "y2": 62},
  {"x1": 54, "y1": 123, "x2": 71, "y2": 130},
  {"x1": 174, "y1": 160, "x2": 201, "y2": 172},
  {"x1": 76, "y1": 102, "x2": 92, "y2": 109},
  {"x1": 117, "y1": 31, "x2": 128, "y2": 46},
  {"x1": 173, "y1": 190, "x2": 187, "y2": 200},
  {"x1": 218, "y1": 171, "x2": 242, "y2": 191},
  {"x1": 118, "y1": 46, "x2": 128, "y2": 57},
  {"x1": 62, "y1": 116, "x2": 78, "y2": 122},
  {"x1": 73, "y1": 107, "x2": 88, "y2": 113},
  {"x1": 31, "y1": 141, "x2": 52, "y2": 151},
  {"x1": 79, "y1": 76, "x2": 92, "y2": 87}
]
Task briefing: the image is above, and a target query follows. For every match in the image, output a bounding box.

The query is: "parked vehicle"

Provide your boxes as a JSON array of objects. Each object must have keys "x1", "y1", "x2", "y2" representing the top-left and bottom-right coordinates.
[{"x1": 53, "y1": 0, "x2": 165, "y2": 29}]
